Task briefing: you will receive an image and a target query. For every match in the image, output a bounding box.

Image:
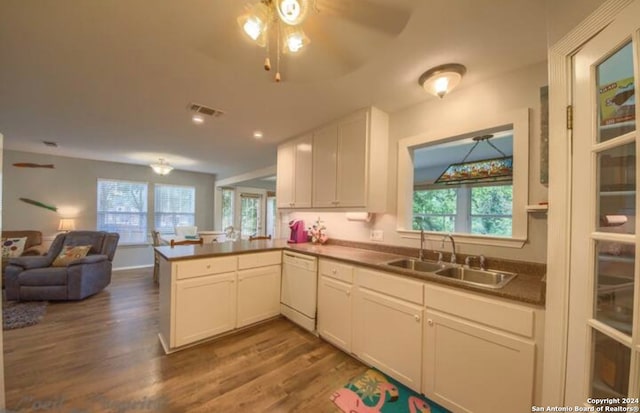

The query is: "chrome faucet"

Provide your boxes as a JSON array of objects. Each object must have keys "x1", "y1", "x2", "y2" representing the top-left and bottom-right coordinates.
[
  {"x1": 464, "y1": 255, "x2": 476, "y2": 268},
  {"x1": 418, "y1": 228, "x2": 427, "y2": 261},
  {"x1": 479, "y1": 254, "x2": 486, "y2": 270},
  {"x1": 442, "y1": 234, "x2": 457, "y2": 264}
]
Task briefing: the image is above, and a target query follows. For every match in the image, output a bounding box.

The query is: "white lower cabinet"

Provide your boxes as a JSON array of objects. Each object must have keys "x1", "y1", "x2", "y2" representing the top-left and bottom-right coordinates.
[
  {"x1": 423, "y1": 284, "x2": 542, "y2": 413},
  {"x1": 160, "y1": 251, "x2": 282, "y2": 352},
  {"x1": 317, "y1": 259, "x2": 354, "y2": 352},
  {"x1": 352, "y1": 268, "x2": 424, "y2": 392},
  {"x1": 237, "y1": 264, "x2": 281, "y2": 328},
  {"x1": 175, "y1": 272, "x2": 237, "y2": 347}
]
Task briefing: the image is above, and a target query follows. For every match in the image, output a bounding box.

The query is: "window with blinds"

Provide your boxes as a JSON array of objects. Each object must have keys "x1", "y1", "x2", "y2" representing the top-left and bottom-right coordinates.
[
  {"x1": 154, "y1": 184, "x2": 196, "y2": 234},
  {"x1": 97, "y1": 179, "x2": 148, "y2": 244}
]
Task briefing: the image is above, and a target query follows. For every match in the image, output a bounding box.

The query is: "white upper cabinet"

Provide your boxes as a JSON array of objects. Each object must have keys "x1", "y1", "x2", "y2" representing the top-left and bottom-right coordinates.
[
  {"x1": 277, "y1": 107, "x2": 389, "y2": 211},
  {"x1": 311, "y1": 124, "x2": 339, "y2": 207},
  {"x1": 276, "y1": 134, "x2": 313, "y2": 208},
  {"x1": 313, "y1": 112, "x2": 369, "y2": 208}
]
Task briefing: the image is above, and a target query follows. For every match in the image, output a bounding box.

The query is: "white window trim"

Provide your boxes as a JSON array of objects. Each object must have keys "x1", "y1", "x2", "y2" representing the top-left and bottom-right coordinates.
[{"x1": 396, "y1": 108, "x2": 530, "y2": 249}]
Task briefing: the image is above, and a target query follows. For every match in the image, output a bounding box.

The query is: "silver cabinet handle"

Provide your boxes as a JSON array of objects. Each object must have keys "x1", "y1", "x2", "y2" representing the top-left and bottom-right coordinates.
[
  {"x1": 427, "y1": 319, "x2": 434, "y2": 326},
  {"x1": 414, "y1": 314, "x2": 421, "y2": 322}
]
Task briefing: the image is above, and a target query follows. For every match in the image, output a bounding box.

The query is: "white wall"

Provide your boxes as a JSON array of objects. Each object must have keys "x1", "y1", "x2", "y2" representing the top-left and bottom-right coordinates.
[
  {"x1": 545, "y1": 0, "x2": 607, "y2": 46},
  {"x1": 288, "y1": 61, "x2": 549, "y2": 263},
  {"x1": 3, "y1": 150, "x2": 216, "y2": 269}
]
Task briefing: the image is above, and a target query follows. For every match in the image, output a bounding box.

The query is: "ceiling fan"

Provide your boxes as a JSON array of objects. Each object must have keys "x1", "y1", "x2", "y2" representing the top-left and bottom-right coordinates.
[{"x1": 206, "y1": 0, "x2": 418, "y2": 83}]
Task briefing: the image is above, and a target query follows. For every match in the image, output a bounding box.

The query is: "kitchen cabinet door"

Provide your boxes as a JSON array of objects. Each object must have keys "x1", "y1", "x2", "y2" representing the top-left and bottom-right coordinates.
[
  {"x1": 336, "y1": 112, "x2": 367, "y2": 207},
  {"x1": 312, "y1": 124, "x2": 338, "y2": 207},
  {"x1": 237, "y1": 265, "x2": 281, "y2": 328},
  {"x1": 276, "y1": 142, "x2": 295, "y2": 208},
  {"x1": 317, "y1": 275, "x2": 352, "y2": 352},
  {"x1": 293, "y1": 134, "x2": 313, "y2": 208},
  {"x1": 353, "y1": 287, "x2": 423, "y2": 391},
  {"x1": 312, "y1": 112, "x2": 368, "y2": 208},
  {"x1": 276, "y1": 135, "x2": 312, "y2": 208},
  {"x1": 423, "y1": 309, "x2": 535, "y2": 413},
  {"x1": 174, "y1": 272, "x2": 237, "y2": 347}
]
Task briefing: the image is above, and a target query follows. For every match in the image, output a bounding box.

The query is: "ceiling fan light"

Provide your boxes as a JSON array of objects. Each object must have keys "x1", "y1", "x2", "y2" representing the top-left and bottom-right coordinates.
[
  {"x1": 237, "y1": 3, "x2": 270, "y2": 47},
  {"x1": 283, "y1": 26, "x2": 310, "y2": 53},
  {"x1": 418, "y1": 63, "x2": 467, "y2": 99},
  {"x1": 276, "y1": 0, "x2": 309, "y2": 25}
]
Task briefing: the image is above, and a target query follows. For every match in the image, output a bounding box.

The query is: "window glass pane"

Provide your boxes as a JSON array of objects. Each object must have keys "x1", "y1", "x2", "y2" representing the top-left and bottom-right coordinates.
[
  {"x1": 413, "y1": 188, "x2": 456, "y2": 232},
  {"x1": 598, "y1": 143, "x2": 636, "y2": 234},
  {"x1": 470, "y1": 185, "x2": 512, "y2": 236},
  {"x1": 595, "y1": 241, "x2": 635, "y2": 336},
  {"x1": 590, "y1": 330, "x2": 631, "y2": 400},
  {"x1": 154, "y1": 184, "x2": 195, "y2": 234},
  {"x1": 597, "y1": 41, "x2": 635, "y2": 142},
  {"x1": 97, "y1": 179, "x2": 148, "y2": 244},
  {"x1": 240, "y1": 194, "x2": 261, "y2": 238},
  {"x1": 221, "y1": 189, "x2": 234, "y2": 230}
]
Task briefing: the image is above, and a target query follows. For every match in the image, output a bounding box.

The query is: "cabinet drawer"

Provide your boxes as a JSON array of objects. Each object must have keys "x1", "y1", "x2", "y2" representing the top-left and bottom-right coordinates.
[
  {"x1": 319, "y1": 259, "x2": 354, "y2": 283},
  {"x1": 175, "y1": 256, "x2": 237, "y2": 280},
  {"x1": 238, "y1": 251, "x2": 282, "y2": 270},
  {"x1": 425, "y1": 284, "x2": 535, "y2": 338},
  {"x1": 355, "y1": 267, "x2": 423, "y2": 305}
]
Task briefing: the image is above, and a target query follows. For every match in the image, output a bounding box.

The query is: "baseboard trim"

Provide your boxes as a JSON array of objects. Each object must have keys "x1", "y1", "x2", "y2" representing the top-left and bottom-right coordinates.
[{"x1": 113, "y1": 265, "x2": 153, "y2": 272}]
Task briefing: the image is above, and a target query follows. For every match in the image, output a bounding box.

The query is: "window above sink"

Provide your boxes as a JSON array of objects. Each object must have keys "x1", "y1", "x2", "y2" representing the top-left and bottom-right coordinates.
[{"x1": 396, "y1": 108, "x2": 530, "y2": 248}]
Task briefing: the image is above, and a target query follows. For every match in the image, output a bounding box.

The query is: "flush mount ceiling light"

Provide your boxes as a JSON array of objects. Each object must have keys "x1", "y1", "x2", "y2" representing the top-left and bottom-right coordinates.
[
  {"x1": 418, "y1": 63, "x2": 467, "y2": 99},
  {"x1": 238, "y1": 0, "x2": 315, "y2": 82},
  {"x1": 150, "y1": 158, "x2": 174, "y2": 176}
]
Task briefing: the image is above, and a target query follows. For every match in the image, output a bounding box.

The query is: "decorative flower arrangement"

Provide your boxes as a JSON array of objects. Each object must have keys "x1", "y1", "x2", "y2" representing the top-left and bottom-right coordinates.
[{"x1": 308, "y1": 217, "x2": 328, "y2": 244}]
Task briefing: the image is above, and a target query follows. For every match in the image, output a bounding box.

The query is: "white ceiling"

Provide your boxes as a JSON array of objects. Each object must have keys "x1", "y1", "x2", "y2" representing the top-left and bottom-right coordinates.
[{"x1": 0, "y1": 1, "x2": 576, "y2": 179}]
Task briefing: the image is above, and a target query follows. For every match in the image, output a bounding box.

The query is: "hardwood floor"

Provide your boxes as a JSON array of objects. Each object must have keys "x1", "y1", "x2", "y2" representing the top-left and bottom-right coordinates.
[{"x1": 3, "y1": 269, "x2": 367, "y2": 412}]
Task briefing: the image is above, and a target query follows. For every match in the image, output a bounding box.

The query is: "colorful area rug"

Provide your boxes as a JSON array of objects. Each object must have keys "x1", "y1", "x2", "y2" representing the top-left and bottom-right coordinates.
[
  {"x1": 331, "y1": 369, "x2": 450, "y2": 413},
  {"x1": 2, "y1": 300, "x2": 48, "y2": 330}
]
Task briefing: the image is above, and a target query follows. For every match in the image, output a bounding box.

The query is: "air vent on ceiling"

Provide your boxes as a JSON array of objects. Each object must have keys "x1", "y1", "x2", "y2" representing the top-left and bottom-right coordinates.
[
  {"x1": 42, "y1": 141, "x2": 58, "y2": 148},
  {"x1": 188, "y1": 103, "x2": 225, "y2": 118}
]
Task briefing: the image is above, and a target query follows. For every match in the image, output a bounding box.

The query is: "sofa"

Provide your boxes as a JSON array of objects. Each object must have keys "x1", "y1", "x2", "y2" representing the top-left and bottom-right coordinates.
[
  {"x1": 5, "y1": 231, "x2": 119, "y2": 301},
  {"x1": 2, "y1": 230, "x2": 49, "y2": 275}
]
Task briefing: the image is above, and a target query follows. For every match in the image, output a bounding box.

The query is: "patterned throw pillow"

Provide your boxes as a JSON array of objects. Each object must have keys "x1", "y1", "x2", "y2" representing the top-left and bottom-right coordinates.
[
  {"x1": 2, "y1": 237, "x2": 27, "y2": 258},
  {"x1": 52, "y1": 245, "x2": 91, "y2": 267}
]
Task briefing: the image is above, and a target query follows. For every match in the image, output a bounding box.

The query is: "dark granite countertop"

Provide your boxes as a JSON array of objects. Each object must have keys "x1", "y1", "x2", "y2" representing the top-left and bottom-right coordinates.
[{"x1": 156, "y1": 239, "x2": 545, "y2": 307}]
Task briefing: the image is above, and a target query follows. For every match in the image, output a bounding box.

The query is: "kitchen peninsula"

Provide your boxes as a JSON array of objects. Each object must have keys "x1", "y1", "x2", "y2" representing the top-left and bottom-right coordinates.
[{"x1": 156, "y1": 239, "x2": 546, "y2": 411}]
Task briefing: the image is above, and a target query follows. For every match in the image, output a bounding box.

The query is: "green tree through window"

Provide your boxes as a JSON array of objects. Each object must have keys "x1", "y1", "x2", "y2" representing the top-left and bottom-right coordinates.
[
  {"x1": 471, "y1": 186, "x2": 512, "y2": 236},
  {"x1": 413, "y1": 188, "x2": 457, "y2": 232},
  {"x1": 412, "y1": 184, "x2": 512, "y2": 236}
]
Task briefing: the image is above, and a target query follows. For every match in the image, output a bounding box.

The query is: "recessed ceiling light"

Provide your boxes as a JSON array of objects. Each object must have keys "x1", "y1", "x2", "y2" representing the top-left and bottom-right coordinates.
[
  {"x1": 192, "y1": 114, "x2": 205, "y2": 124},
  {"x1": 253, "y1": 131, "x2": 264, "y2": 139}
]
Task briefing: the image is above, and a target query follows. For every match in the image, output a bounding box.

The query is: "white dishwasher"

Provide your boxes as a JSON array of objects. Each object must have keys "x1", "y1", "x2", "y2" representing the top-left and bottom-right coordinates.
[{"x1": 281, "y1": 251, "x2": 318, "y2": 332}]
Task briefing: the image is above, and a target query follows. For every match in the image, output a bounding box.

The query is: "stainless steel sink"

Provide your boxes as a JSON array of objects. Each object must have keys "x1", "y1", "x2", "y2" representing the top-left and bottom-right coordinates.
[
  {"x1": 434, "y1": 266, "x2": 517, "y2": 289},
  {"x1": 385, "y1": 258, "x2": 447, "y2": 273}
]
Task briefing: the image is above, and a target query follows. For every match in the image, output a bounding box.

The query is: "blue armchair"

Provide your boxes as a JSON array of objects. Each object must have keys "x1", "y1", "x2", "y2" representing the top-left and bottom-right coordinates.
[{"x1": 4, "y1": 231, "x2": 119, "y2": 301}]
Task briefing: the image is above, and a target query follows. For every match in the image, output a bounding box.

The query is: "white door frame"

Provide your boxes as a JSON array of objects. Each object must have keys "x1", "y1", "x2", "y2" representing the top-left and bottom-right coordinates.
[{"x1": 544, "y1": 0, "x2": 634, "y2": 405}]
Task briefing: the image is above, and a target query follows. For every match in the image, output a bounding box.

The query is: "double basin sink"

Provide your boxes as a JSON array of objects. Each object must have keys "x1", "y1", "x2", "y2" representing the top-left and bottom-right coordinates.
[{"x1": 384, "y1": 258, "x2": 517, "y2": 289}]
